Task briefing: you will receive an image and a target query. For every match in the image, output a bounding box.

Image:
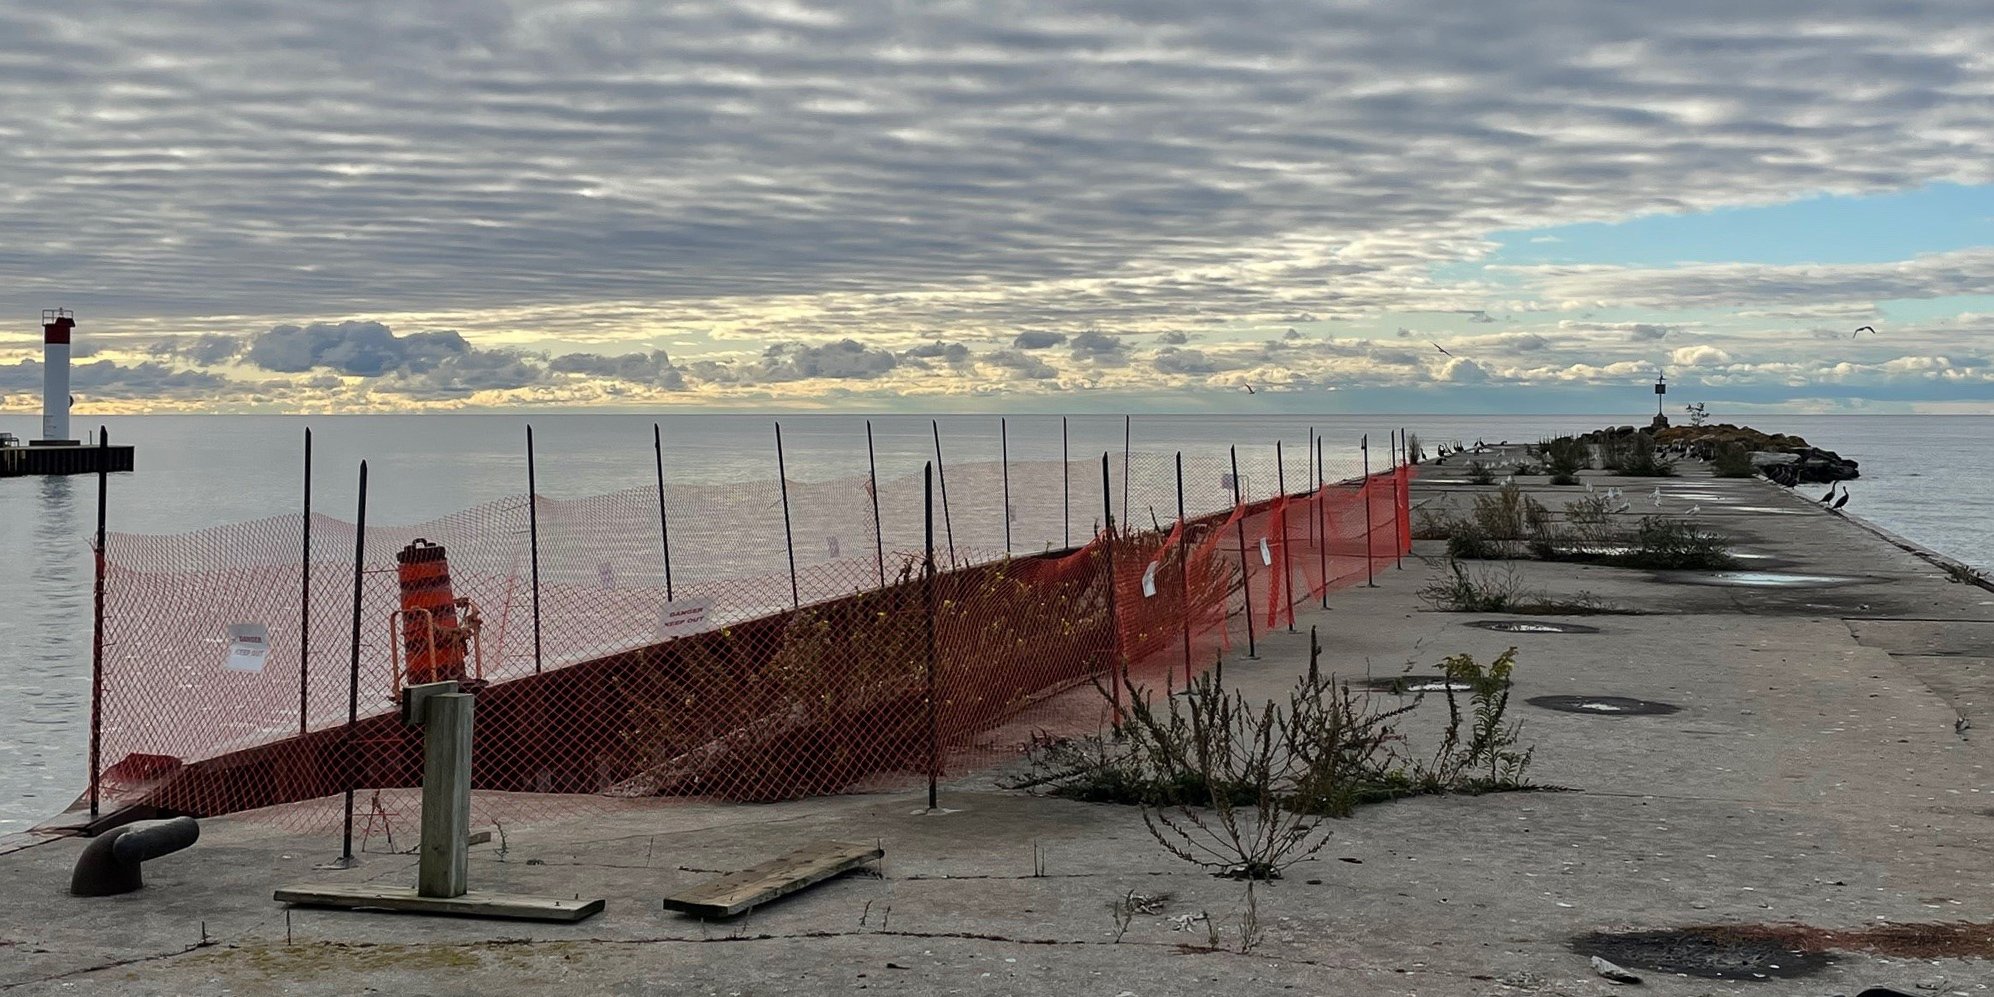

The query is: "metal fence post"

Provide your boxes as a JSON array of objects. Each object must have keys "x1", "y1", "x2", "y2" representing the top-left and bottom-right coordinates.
[
  {"x1": 1175, "y1": 450, "x2": 1189, "y2": 693},
  {"x1": 1231, "y1": 445, "x2": 1256, "y2": 660},
  {"x1": 1276, "y1": 439, "x2": 1294, "y2": 632},
  {"x1": 1001, "y1": 417, "x2": 1012, "y2": 555},
  {"x1": 341, "y1": 460, "x2": 368, "y2": 864},
  {"x1": 300, "y1": 427, "x2": 312, "y2": 736},
  {"x1": 865, "y1": 419, "x2": 885, "y2": 587},
  {"x1": 525, "y1": 426, "x2": 543, "y2": 673},
  {"x1": 931, "y1": 420, "x2": 956, "y2": 566},
  {"x1": 923, "y1": 461, "x2": 938, "y2": 811},
  {"x1": 1392, "y1": 430, "x2": 1405, "y2": 570},
  {"x1": 1061, "y1": 417, "x2": 1070, "y2": 549},
  {"x1": 1121, "y1": 415, "x2": 1131, "y2": 528},
  {"x1": 775, "y1": 422, "x2": 799, "y2": 609},
  {"x1": 1101, "y1": 453, "x2": 1121, "y2": 719},
  {"x1": 89, "y1": 427, "x2": 108, "y2": 818},
  {"x1": 1316, "y1": 434, "x2": 1329, "y2": 609},
  {"x1": 654, "y1": 424, "x2": 675, "y2": 601},
  {"x1": 1362, "y1": 435, "x2": 1376, "y2": 588}
]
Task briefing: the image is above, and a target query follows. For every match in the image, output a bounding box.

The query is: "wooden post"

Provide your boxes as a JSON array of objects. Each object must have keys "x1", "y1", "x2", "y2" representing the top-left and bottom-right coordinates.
[
  {"x1": 300, "y1": 427, "x2": 312, "y2": 736},
  {"x1": 654, "y1": 424, "x2": 675, "y2": 601},
  {"x1": 89, "y1": 427, "x2": 108, "y2": 817},
  {"x1": 416, "y1": 691, "x2": 474, "y2": 899},
  {"x1": 776, "y1": 422, "x2": 799, "y2": 608},
  {"x1": 525, "y1": 426, "x2": 542, "y2": 673}
]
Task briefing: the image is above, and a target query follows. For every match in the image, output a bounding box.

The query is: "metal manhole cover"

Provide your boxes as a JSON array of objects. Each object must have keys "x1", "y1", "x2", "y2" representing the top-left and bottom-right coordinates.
[
  {"x1": 1571, "y1": 928, "x2": 1833, "y2": 980},
  {"x1": 1528, "y1": 695, "x2": 1679, "y2": 716},
  {"x1": 1467, "y1": 620, "x2": 1600, "y2": 634}
]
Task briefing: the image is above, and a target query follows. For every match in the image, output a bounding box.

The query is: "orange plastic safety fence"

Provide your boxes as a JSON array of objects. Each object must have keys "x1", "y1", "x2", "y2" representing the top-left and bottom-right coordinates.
[{"x1": 86, "y1": 456, "x2": 1411, "y2": 840}]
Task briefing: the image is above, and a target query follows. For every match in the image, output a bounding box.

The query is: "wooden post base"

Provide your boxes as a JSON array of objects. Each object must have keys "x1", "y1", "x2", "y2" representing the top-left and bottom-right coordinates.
[{"x1": 274, "y1": 884, "x2": 604, "y2": 922}]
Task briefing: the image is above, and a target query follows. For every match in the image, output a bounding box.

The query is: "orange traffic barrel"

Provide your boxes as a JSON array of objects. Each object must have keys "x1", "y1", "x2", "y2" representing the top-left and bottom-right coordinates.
[{"x1": 396, "y1": 538, "x2": 466, "y2": 684}]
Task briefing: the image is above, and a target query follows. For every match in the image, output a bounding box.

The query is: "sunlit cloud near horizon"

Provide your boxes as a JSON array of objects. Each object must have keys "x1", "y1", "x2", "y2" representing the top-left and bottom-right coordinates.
[{"x1": 4, "y1": 1, "x2": 1994, "y2": 414}]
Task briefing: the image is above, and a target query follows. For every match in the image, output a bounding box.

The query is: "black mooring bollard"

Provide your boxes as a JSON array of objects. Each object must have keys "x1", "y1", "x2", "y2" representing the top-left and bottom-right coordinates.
[{"x1": 70, "y1": 816, "x2": 201, "y2": 897}]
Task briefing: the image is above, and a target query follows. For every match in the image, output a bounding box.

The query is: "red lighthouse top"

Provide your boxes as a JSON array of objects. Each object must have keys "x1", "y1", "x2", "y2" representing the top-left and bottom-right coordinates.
[{"x1": 42, "y1": 308, "x2": 74, "y2": 345}]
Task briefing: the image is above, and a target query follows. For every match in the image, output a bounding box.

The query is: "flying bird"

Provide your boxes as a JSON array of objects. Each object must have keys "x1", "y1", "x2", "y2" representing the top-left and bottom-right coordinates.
[
  {"x1": 1242, "y1": 384, "x2": 1256, "y2": 395},
  {"x1": 1431, "y1": 342, "x2": 1453, "y2": 357},
  {"x1": 1853, "y1": 325, "x2": 1877, "y2": 338}
]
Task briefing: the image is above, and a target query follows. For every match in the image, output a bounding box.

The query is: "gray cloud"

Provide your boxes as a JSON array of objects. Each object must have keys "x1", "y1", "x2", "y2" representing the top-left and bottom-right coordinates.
[
  {"x1": 1013, "y1": 331, "x2": 1067, "y2": 350},
  {"x1": 981, "y1": 349, "x2": 1057, "y2": 380},
  {"x1": 1156, "y1": 331, "x2": 1189, "y2": 345},
  {"x1": 1068, "y1": 329, "x2": 1128, "y2": 364},
  {"x1": 152, "y1": 333, "x2": 244, "y2": 365},
  {"x1": 245, "y1": 321, "x2": 473, "y2": 376},
  {"x1": 0, "y1": 358, "x2": 228, "y2": 397},
  {"x1": 548, "y1": 350, "x2": 686, "y2": 390},
  {"x1": 4, "y1": 1, "x2": 1991, "y2": 350}
]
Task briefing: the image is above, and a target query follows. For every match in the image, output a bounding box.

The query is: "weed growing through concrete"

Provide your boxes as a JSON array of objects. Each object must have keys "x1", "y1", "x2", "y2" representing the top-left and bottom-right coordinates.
[
  {"x1": 1599, "y1": 433, "x2": 1676, "y2": 476},
  {"x1": 1541, "y1": 436, "x2": 1590, "y2": 485},
  {"x1": 1016, "y1": 643, "x2": 1538, "y2": 877},
  {"x1": 1465, "y1": 461, "x2": 1497, "y2": 485},
  {"x1": 1416, "y1": 558, "x2": 1631, "y2": 615},
  {"x1": 1709, "y1": 442, "x2": 1758, "y2": 478}
]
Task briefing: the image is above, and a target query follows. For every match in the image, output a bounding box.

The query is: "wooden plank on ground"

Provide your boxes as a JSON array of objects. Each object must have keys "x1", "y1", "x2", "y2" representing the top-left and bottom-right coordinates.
[
  {"x1": 273, "y1": 884, "x2": 604, "y2": 923},
  {"x1": 662, "y1": 840, "x2": 882, "y2": 918}
]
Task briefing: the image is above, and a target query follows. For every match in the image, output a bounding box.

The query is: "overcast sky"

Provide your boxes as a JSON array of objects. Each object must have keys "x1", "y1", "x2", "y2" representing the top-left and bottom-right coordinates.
[{"x1": 4, "y1": 1, "x2": 1993, "y2": 413}]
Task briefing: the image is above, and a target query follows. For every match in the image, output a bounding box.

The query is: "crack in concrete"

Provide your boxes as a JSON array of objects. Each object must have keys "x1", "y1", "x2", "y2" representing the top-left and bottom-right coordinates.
[{"x1": 0, "y1": 941, "x2": 214, "y2": 991}]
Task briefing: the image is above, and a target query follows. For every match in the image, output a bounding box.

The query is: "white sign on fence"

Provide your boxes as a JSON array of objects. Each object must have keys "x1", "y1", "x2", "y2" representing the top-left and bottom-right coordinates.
[
  {"x1": 657, "y1": 597, "x2": 716, "y2": 640},
  {"x1": 1141, "y1": 560, "x2": 1160, "y2": 598},
  {"x1": 1259, "y1": 537, "x2": 1273, "y2": 566},
  {"x1": 224, "y1": 623, "x2": 271, "y2": 673}
]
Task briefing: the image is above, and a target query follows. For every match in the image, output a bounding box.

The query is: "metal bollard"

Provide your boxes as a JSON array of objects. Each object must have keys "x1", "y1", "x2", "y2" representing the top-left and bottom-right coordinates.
[{"x1": 69, "y1": 816, "x2": 200, "y2": 897}]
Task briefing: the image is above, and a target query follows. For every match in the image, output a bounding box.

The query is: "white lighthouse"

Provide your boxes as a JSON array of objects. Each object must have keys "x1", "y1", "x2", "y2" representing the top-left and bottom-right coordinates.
[{"x1": 39, "y1": 308, "x2": 75, "y2": 445}]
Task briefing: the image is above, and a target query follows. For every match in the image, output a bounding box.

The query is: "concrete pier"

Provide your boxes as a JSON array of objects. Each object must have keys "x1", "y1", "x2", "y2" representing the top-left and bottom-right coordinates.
[
  {"x1": 1, "y1": 453, "x2": 1988, "y2": 995},
  {"x1": 0, "y1": 442, "x2": 135, "y2": 477}
]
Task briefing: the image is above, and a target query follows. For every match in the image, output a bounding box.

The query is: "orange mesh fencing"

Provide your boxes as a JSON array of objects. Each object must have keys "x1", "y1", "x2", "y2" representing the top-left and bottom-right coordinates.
[{"x1": 84, "y1": 449, "x2": 1412, "y2": 841}]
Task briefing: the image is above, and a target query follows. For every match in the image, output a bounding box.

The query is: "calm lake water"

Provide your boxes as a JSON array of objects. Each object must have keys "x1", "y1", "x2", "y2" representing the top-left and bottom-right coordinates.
[{"x1": 1, "y1": 412, "x2": 1983, "y2": 830}]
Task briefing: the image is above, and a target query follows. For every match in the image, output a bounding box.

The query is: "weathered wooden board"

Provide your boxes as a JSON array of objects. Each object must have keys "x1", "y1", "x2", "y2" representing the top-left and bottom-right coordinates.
[
  {"x1": 273, "y1": 884, "x2": 604, "y2": 922},
  {"x1": 662, "y1": 840, "x2": 882, "y2": 918}
]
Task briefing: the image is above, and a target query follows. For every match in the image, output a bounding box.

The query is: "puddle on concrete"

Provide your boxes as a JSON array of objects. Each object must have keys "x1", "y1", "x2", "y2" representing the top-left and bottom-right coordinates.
[
  {"x1": 1668, "y1": 571, "x2": 1864, "y2": 588},
  {"x1": 1357, "y1": 674, "x2": 1488, "y2": 694},
  {"x1": 1572, "y1": 928, "x2": 1832, "y2": 980},
  {"x1": 1466, "y1": 620, "x2": 1600, "y2": 634},
  {"x1": 1528, "y1": 695, "x2": 1680, "y2": 716}
]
